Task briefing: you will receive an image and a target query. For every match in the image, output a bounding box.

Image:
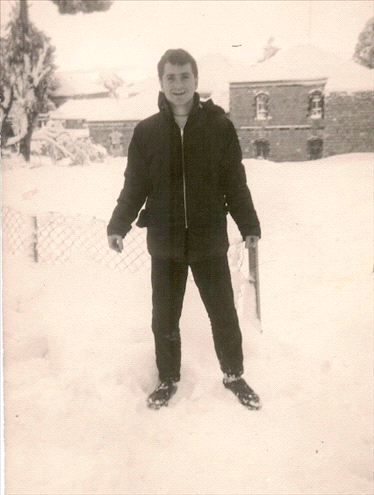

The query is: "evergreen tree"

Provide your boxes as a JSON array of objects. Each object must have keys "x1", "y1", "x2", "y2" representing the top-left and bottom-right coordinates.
[
  {"x1": 1, "y1": 0, "x2": 113, "y2": 161},
  {"x1": 354, "y1": 17, "x2": 374, "y2": 69},
  {"x1": 50, "y1": 0, "x2": 113, "y2": 15},
  {"x1": 1, "y1": 2, "x2": 57, "y2": 160}
]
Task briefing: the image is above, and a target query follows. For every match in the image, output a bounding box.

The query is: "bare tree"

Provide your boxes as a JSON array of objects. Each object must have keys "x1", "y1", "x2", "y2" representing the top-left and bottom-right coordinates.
[
  {"x1": 257, "y1": 37, "x2": 280, "y2": 64},
  {"x1": 99, "y1": 70, "x2": 124, "y2": 98}
]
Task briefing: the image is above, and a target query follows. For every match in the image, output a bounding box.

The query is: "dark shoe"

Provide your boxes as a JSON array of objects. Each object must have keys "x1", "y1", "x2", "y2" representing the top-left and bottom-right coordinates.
[
  {"x1": 223, "y1": 376, "x2": 261, "y2": 410},
  {"x1": 147, "y1": 380, "x2": 178, "y2": 410}
]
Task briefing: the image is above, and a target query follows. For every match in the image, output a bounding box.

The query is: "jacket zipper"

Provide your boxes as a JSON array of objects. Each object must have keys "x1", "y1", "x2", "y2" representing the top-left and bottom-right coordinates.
[{"x1": 180, "y1": 127, "x2": 188, "y2": 229}]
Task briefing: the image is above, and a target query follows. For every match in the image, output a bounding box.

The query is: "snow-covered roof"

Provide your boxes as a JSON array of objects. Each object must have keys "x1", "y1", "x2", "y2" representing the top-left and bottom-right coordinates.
[
  {"x1": 231, "y1": 44, "x2": 373, "y2": 92},
  {"x1": 53, "y1": 72, "x2": 110, "y2": 98},
  {"x1": 197, "y1": 53, "x2": 251, "y2": 93},
  {"x1": 49, "y1": 90, "x2": 160, "y2": 122},
  {"x1": 325, "y1": 66, "x2": 373, "y2": 94}
]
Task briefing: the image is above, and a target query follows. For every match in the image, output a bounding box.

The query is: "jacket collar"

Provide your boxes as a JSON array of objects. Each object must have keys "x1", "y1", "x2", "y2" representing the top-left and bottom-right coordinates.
[{"x1": 158, "y1": 91, "x2": 201, "y2": 121}]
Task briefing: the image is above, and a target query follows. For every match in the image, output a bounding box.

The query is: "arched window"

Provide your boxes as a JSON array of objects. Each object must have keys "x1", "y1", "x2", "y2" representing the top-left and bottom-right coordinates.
[
  {"x1": 255, "y1": 139, "x2": 270, "y2": 159},
  {"x1": 308, "y1": 90, "x2": 324, "y2": 119},
  {"x1": 255, "y1": 92, "x2": 269, "y2": 120},
  {"x1": 308, "y1": 137, "x2": 323, "y2": 160}
]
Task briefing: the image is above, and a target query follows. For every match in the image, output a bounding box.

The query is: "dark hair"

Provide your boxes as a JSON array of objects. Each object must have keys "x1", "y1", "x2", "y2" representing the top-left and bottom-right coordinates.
[{"x1": 157, "y1": 49, "x2": 198, "y2": 79}]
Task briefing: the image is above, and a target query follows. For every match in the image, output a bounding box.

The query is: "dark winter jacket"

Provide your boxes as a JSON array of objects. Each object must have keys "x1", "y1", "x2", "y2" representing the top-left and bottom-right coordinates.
[{"x1": 107, "y1": 92, "x2": 261, "y2": 262}]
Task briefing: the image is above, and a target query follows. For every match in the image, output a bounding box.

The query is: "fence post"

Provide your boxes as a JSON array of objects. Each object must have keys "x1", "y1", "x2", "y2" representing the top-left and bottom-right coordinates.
[{"x1": 32, "y1": 215, "x2": 38, "y2": 262}]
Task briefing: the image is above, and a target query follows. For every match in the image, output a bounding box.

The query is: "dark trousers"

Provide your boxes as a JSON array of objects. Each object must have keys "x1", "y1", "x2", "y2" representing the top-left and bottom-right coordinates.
[{"x1": 151, "y1": 256, "x2": 244, "y2": 382}]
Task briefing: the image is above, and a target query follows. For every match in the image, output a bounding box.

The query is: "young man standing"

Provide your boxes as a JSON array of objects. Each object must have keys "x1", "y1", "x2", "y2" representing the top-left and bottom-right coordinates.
[{"x1": 107, "y1": 49, "x2": 261, "y2": 410}]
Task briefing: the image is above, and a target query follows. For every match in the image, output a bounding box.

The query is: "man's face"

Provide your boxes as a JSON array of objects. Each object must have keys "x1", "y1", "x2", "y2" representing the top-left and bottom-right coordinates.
[{"x1": 160, "y1": 62, "x2": 198, "y2": 109}]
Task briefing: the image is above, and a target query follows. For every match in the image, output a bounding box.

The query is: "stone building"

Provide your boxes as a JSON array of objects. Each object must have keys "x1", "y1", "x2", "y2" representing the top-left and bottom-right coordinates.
[
  {"x1": 323, "y1": 73, "x2": 374, "y2": 157},
  {"x1": 229, "y1": 45, "x2": 373, "y2": 161},
  {"x1": 49, "y1": 89, "x2": 159, "y2": 155}
]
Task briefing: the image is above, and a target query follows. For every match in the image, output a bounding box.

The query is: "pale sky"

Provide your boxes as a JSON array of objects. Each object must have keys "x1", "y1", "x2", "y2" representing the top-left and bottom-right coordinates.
[{"x1": 1, "y1": 0, "x2": 373, "y2": 73}]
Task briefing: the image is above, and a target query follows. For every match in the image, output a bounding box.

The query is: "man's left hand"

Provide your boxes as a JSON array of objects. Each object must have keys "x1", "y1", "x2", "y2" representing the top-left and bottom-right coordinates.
[{"x1": 245, "y1": 235, "x2": 259, "y2": 248}]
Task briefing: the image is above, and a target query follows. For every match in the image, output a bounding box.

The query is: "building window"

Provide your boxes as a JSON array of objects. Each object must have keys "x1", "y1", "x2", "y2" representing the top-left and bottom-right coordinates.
[
  {"x1": 308, "y1": 90, "x2": 324, "y2": 119},
  {"x1": 109, "y1": 129, "x2": 123, "y2": 156},
  {"x1": 36, "y1": 114, "x2": 49, "y2": 128},
  {"x1": 308, "y1": 137, "x2": 323, "y2": 160},
  {"x1": 65, "y1": 119, "x2": 85, "y2": 129},
  {"x1": 255, "y1": 92, "x2": 269, "y2": 120},
  {"x1": 255, "y1": 139, "x2": 270, "y2": 159}
]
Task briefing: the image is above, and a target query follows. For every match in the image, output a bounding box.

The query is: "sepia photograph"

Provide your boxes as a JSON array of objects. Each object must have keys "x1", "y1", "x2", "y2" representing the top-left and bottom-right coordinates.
[{"x1": 1, "y1": 1, "x2": 373, "y2": 494}]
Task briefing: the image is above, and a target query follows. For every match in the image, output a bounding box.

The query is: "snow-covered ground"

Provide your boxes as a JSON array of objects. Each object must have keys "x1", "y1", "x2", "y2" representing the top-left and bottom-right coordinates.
[{"x1": 2, "y1": 153, "x2": 373, "y2": 494}]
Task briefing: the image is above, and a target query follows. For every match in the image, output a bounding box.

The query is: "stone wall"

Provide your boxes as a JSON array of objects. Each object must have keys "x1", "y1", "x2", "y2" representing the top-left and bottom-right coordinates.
[
  {"x1": 231, "y1": 82, "x2": 325, "y2": 127},
  {"x1": 238, "y1": 126, "x2": 325, "y2": 162},
  {"x1": 230, "y1": 81, "x2": 326, "y2": 161},
  {"x1": 88, "y1": 121, "x2": 138, "y2": 156},
  {"x1": 323, "y1": 91, "x2": 374, "y2": 157}
]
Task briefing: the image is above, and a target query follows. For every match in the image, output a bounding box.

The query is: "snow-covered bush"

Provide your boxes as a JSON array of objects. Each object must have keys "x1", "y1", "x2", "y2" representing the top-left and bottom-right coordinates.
[{"x1": 31, "y1": 121, "x2": 107, "y2": 165}]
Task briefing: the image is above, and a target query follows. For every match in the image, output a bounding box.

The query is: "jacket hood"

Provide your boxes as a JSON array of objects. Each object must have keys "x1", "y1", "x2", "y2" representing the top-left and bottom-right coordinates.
[
  {"x1": 200, "y1": 98, "x2": 226, "y2": 115},
  {"x1": 158, "y1": 92, "x2": 226, "y2": 118}
]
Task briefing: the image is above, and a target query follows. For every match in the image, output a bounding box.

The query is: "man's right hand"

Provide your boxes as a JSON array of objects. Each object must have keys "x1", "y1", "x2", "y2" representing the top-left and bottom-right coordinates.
[{"x1": 108, "y1": 234, "x2": 123, "y2": 253}]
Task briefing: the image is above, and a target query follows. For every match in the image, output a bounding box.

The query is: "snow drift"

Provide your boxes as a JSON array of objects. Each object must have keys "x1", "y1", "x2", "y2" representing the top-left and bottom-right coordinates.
[{"x1": 2, "y1": 153, "x2": 373, "y2": 494}]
